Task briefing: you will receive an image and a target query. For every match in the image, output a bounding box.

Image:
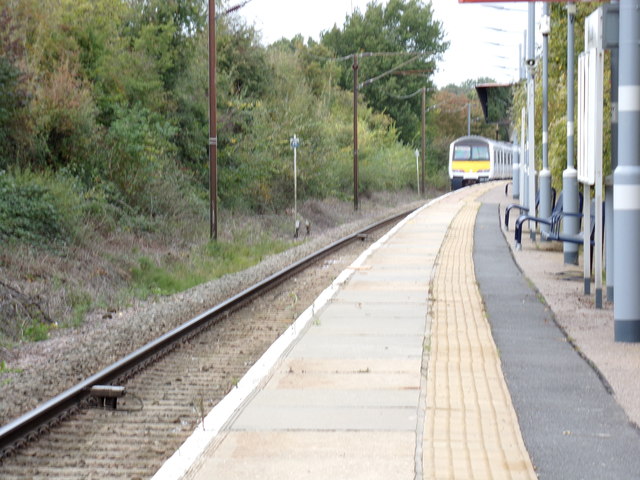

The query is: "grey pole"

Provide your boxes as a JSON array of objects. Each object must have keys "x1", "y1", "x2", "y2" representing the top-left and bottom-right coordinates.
[
  {"x1": 512, "y1": 40, "x2": 524, "y2": 200},
  {"x1": 539, "y1": 3, "x2": 552, "y2": 238},
  {"x1": 521, "y1": 30, "x2": 529, "y2": 213},
  {"x1": 527, "y1": 2, "x2": 537, "y2": 240},
  {"x1": 467, "y1": 103, "x2": 471, "y2": 136},
  {"x1": 563, "y1": 2, "x2": 580, "y2": 264},
  {"x1": 521, "y1": 107, "x2": 528, "y2": 212},
  {"x1": 614, "y1": 0, "x2": 640, "y2": 342},
  {"x1": 606, "y1": 1, "x2": 619, "y2": 303}
]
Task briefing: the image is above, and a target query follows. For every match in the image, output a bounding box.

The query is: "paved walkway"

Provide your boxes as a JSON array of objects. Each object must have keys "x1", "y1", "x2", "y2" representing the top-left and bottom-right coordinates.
[
  {"x1": 152, "y1": 183, "x2": 640, "y2": 480},
  {"x1": 476, "y1": 187, "x2": 640, "y2": 479}
]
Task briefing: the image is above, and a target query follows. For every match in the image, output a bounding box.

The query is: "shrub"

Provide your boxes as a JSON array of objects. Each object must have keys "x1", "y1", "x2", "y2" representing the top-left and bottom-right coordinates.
[{"x1": 0, "y1": 170, "x2": 67, "y2": 244}]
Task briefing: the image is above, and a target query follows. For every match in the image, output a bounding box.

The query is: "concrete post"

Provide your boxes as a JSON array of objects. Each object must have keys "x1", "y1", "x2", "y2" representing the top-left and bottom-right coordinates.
[
  {"x1": 563, "y1": 3, "x2": 580, "y2": 265},
  {"x1": 614, "y1": 0, "x2": 640, "y2": 342},
  {"x1": 540, "y1": 3, "x2": 552, "y2": 238}
]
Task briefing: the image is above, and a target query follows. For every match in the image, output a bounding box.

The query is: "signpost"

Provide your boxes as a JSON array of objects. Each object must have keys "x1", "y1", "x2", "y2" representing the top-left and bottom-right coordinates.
[
  {"x1": 290, "y1": 134, "x2": 300, "y2": 234},
  {"x1": 414, "y1": 149, "x2": 420, "y2": 194}
]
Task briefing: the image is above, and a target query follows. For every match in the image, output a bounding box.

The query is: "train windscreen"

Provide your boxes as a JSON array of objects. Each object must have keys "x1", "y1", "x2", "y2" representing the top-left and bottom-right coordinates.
[{"x1": 453, "y1": 144, "x2": 489, "y2": 161}]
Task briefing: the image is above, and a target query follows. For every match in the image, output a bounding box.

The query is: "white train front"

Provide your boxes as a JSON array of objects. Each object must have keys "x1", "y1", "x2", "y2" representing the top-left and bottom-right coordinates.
[{"x1": 448, "y1": 136, "x2": 518, "y2": 190}]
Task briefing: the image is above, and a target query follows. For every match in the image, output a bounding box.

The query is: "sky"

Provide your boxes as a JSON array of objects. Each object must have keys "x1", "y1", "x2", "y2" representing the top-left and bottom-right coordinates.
[{"x1": 239, "y1": 0, "x2": 534, "y2": 88}]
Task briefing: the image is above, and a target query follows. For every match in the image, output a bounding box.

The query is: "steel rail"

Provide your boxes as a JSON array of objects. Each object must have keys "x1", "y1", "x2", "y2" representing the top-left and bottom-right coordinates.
[{"x1": 0, "y1": 207, "x2": 416, "y2": 459}]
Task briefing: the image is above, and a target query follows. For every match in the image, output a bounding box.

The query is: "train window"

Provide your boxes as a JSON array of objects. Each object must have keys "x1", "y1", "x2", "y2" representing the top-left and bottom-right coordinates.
[
  {"x1": 471, "y1": 146, "x2": 489, "y2": 160},
  {"x1": 453, "y1": 146, "x2": 471, "y2": 160}
]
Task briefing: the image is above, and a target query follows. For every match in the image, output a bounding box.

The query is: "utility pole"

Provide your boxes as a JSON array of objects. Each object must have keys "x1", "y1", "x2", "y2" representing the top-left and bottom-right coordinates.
[
  {"x1": 208, "y1": 0, "x2": 218, "y2": 240},
  {"x1": 421, "y1": 87, "x2": 426, "y2": 196},
  {"x1": 353, "y1": 54, "x2": 359, "y2": 211}
]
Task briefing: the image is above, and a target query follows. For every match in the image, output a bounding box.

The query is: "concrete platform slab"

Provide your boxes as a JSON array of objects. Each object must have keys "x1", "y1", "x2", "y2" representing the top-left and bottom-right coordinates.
[
  {"x1": 289, "y1": 332, "x2": 424, "y2": 359},
  {"x1": 238, "y1": 388, "x2": 419, "y2": 409},
  {"x1": 332, "y1": 289, "x2": 428, "y2": 304},
  {"x1": 273, "y1": 357, "x2": 421, "y2": 374},
  {"x1": 189, "y1": 431, "x2": 415, "y2": 480},
  {"x1": 231, "y1": 403, "x2": 418, "y2": 431},
  {"x1": 266, "y1": 368, "x2": 420, "y2": 390},
  {"x1": 320, "y1": 299, "x2": 427, "y2": 315}
]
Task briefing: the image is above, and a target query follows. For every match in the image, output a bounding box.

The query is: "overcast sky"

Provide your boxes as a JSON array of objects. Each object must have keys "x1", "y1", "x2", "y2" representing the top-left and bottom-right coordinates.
[{"x1": 238, "y1": 0, "x2": 534, "y2": 88}]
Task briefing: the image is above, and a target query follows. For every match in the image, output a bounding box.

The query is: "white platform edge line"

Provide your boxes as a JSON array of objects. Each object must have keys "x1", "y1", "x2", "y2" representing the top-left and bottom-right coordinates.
[{"x1": 150, "y1": 196, "x2": 446, "y2": 480}]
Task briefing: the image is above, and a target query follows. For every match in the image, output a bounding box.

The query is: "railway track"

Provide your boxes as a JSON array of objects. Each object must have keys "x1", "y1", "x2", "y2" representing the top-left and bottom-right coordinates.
[{"x1": 0, "y1": 208, "x2": 415, "y2": 479}]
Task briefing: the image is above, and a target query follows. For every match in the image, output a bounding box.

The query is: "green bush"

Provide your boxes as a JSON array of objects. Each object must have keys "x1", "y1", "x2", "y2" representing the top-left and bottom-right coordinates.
[{"x1": 0, "y1": 171, "x2": 67, "y2": 244}]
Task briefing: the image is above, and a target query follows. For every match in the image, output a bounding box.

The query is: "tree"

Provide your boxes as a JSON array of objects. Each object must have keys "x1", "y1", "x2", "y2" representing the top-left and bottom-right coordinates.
[
  {"x1": 125, "y1": 0, "x2": 207, "y2": 92},
  {"x1": 321, "y1": 0, "x2": 448, "y2": 145}
]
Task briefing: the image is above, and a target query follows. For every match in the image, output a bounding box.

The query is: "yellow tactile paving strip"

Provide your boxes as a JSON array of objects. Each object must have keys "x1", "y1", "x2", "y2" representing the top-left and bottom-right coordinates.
[{"x1": 424, "y1": 197, "x2": 537, "y2": 480}]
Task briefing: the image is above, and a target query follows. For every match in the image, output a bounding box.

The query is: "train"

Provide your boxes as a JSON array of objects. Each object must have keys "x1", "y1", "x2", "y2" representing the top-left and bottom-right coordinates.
[{"x1": 448, "y1": 136, "x2": 518, "y2": 190}]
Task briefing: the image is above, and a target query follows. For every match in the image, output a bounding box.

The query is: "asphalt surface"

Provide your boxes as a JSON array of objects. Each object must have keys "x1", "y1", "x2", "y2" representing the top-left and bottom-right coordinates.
[{"x1": 474, "y1": 198, "x2": 640, "y2": 479}]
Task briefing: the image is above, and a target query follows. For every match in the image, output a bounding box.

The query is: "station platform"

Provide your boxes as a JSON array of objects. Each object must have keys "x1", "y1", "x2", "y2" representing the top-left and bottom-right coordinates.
[{"x1": 152, "y1": 183, "x2": 640, "y2": 480}]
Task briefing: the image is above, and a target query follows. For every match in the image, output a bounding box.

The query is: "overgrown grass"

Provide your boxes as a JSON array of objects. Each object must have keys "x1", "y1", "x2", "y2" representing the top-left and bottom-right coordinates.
[
  {"x1": 130, "y1": 233, "x2": 294, "y2": 298},
  {"x1": 67, "y1": 289, "x2": 93, "y2": 328},
  {"x1": 22, "y1": 320, "x2": 51, "y2": 342}
]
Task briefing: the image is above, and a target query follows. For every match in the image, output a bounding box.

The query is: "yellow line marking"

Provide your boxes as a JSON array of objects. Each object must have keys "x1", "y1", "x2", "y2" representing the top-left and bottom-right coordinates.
[{"x1": 424, "y1": 194, "x2": 537, "y2": 479}]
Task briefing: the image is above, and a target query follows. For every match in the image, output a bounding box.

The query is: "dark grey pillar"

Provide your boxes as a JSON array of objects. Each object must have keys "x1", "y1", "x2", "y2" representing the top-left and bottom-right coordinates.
[
  {"x1": 614, "y1": 0, "x2": 640, "y2": 342},
  {"x1": 563, "y1": 3, "x2": 580, "y2": 265}
]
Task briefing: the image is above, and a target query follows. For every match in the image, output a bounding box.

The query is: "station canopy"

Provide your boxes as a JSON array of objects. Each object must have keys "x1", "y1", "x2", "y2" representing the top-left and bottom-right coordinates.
[{"x1": 475, "y1": 83, "x2": 513, "y2": 125}]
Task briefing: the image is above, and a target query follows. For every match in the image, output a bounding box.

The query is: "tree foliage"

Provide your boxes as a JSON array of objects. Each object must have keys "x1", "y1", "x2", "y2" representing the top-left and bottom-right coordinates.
[{"x1": 320, "y1": 0, "x2": 447, "y2": 145}]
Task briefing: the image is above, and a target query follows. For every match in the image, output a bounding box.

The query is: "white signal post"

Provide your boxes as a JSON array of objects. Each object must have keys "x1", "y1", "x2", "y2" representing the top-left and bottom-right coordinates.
[
  {"x1": 415, "y1": 149, "x2": 420, "y2": 194},
  {"x1": 290, "y1": 134, "x2": 300, "y2": 232}
]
